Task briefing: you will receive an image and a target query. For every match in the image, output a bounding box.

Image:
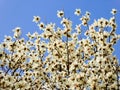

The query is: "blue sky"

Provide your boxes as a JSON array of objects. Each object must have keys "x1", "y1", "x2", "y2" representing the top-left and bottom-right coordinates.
[{"x1": 0, "y1": 0, "x2": 120, "y2": 60}]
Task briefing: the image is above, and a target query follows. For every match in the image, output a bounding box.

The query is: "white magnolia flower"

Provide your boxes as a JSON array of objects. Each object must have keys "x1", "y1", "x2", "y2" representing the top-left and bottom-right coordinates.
[
  {"x1": 4, "y1": 35, "x2": 12, "y2": 42},
  {"x1": 38, "y1": 22, "x2": 45, "y2": 29},
  {"x1": 75, "y1": 24, "x2": 81, "y2": 33},
  {"x1": 13, "y1": 27, "x2": 21, "y2": 38},
  {"x1": 61, "y1": 18, "x2": 70, "y2": 27},
  {"x1": 85, "y1": 11, "x2": 91, "y2": 16},
  {"x1": 111, "y1": 8, "x2": 117, "y2": 15},
  {"x1": 33, "y1": 16, "x2": 40, "y2": 23},
  {"x1": 57, "y1": 10, "x2": 64, "y2": 18},
  {"x1": 74, "y1": 9, "x2": 81, "y2": 16}
]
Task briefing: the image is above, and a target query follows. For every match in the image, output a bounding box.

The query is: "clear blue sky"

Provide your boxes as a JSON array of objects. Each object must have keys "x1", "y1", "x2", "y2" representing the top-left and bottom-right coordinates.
[{"x1": 0, "y1": 0, "x2": 120, "y2": 61}]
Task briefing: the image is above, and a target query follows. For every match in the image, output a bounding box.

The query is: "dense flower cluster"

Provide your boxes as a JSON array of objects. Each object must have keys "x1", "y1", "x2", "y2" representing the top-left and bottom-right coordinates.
[{"x1": 0, "y1": 8, "x2": 120, "y2": 90}]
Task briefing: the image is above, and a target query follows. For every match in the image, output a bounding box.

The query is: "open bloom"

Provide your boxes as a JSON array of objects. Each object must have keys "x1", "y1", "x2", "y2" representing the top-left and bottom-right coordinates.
[
  {"x1": 75, "y1": 24, "x2": 81, "y2": 33},
  {"x1": 111, "y1": 8, "x2": 117, "y2": 15},
  {"x1": 38, "y1": 22, "x2": 45, "y2": 30},
  {"x1": 74, "y1": 9, "x2": 81, "y2": 16},
  {"x1": 33, "y1": 16, "x2": 40, "y2": 23},
  {"x1": 12, "y1": 27, "x2": 21, "y2": 38},
  {"x1": 57, "y1": 10, "x2": 64, "y2": 18}
]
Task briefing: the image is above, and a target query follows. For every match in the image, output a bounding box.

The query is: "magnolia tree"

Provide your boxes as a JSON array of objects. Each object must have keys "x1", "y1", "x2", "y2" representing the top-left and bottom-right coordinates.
[{"x1": 0, "y1": 9, "x2": 120, "y2": 90}]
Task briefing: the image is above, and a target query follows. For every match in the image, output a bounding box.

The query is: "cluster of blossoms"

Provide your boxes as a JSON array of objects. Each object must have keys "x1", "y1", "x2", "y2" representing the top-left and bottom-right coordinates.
[{"x1": 0, "y1": 8, "x2": 120, "y2": 90}]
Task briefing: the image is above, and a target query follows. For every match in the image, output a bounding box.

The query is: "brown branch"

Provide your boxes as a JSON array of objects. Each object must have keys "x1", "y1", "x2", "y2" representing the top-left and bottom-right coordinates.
[{"x1": 66, "y1": 33, "x2": 70, "y2": 76}]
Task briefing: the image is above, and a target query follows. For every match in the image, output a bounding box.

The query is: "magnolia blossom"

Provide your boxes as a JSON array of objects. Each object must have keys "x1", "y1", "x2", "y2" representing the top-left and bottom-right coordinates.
[
  {"x1": 12, "y1": 27, "x2": 21, "y2": 38},
  {"x1": 74, "y1": 8, "x2": 81, "y2": 16},
  {"x1": 38, "y1": 22, "x2": 45, "y2": 30},
  {"x1": 111, "y1": 8, "x2": 117, "y2": 15},
  {"x1": 33, "y1": 16, "x2": 40, "y2": 23},
  {"x1": 57, "y1": 10, "x2": 64, "y2": 18},
  {"x1": 75, "y1": 24, "x2": 81, "y2": 33}
]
